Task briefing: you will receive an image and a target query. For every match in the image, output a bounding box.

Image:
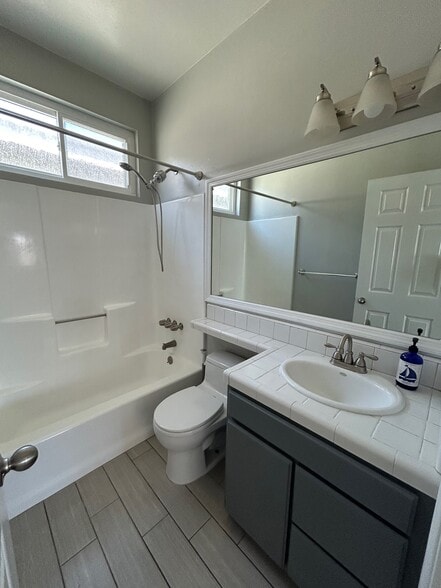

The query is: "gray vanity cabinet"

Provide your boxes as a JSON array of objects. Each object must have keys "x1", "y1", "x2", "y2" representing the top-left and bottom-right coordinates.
[
  {"x1": 225, "y1": 388, "x2": 435, "y2": 588},
  {"x1": 225, "y1": 420, "x2": 292, "y2": 566}
]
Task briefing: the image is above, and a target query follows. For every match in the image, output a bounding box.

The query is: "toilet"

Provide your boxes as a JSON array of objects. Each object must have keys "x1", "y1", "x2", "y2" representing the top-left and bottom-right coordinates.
[{"x1": 153, "y1": 351, "x2": 243, "y2": 484}]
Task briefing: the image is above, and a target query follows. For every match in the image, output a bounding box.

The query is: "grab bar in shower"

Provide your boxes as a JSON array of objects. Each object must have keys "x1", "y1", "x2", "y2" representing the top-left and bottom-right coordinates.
[
  {"x1": 54, "y1": 313, "x2": 107, "y2": 325},
  {"x1": 297, "y1": 269, "x2": 358, "y2": 279}
]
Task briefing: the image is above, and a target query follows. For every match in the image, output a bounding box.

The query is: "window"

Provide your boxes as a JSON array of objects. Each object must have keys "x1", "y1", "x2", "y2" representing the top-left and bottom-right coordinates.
[
  {"x1": 0, "y1": 90, "x2": 62, "y2": 176},
  {"x1": 213, "y1": 183, "x2": 240, "y2": 215},
  {"x1": 63, "y1": 119, "x2": 128, "y2": 188},
  {"x1": 0, "y1": 80, "x2": 137, "y2": 195}
]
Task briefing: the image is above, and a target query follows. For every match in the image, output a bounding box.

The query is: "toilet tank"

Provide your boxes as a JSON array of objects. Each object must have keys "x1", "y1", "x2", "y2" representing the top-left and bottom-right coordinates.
[{"x1": 205, "y1": 351, "x2": 244, "y2": 396}]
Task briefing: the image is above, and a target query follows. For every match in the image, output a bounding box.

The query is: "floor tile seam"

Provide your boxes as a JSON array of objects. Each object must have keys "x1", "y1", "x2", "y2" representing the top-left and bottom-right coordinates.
[
  {"x1": 185, "y1": 483, "x2": 240, "y2": 542},
  {"x1": 191, "y1": 519, "x2": 270, "y2": 587},
  {"x1": 144, "y1": 439, "x2": 241, "y2": 542},
  {"x1": 88, "y1": 498, "x2": 159, "y2": 588},
  {"x1": 127, "y1": 444, "x2": 153, "y2": 462},
  {"x1": 187, "y1": 516, "x2": 214, "y2": 541},
  {"x1": 103, "y1": 452, "x2": 169, "y2": 534},
  {"x1": 75, "y1": 478, "x2": 120, "y2": 588},
  {"x1": 75, "y1": 468, "x2": 119, "y2": 518},
  {"x1": 189, "y1": 517, "x2": 213, "y2": 544},
  {"x1": 59, "y1": 536, "x2": 96, "y2": 568},
  {"x1": 83, "y1": 495, "x2": 120, "y2": 519},
  {"x1": 187, "y1": 481, "x2": 246, "y2": 544},
  {"x1": 147, "y1": 436, "x2": 167, "y2": 459},
  {"x1": 236, "y1": 540, "x2": 281, "y2": 588},
  {"x1": 42, "y1": 501, "x2": 67, "y2": 588},
  {"x1": 123, "y1": 514, "x2": 173, "y2": 588},
  {"x1": 131, "y1": 452, "x2": 211, "y2": 539},
  {"x1": 143, "y1": 515, "x2": 222, "y2": 588}
]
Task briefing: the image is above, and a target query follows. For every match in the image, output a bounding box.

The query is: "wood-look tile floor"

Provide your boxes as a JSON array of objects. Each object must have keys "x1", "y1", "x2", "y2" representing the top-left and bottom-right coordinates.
[{"x1": 11, "y1": 436, "x2": 295, "y2": 588}]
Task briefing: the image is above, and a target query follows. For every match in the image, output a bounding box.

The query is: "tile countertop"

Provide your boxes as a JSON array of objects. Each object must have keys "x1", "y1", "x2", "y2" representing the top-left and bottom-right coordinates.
[{"x1": 192, "y1": 318, "x2": 441, "y2": 499}]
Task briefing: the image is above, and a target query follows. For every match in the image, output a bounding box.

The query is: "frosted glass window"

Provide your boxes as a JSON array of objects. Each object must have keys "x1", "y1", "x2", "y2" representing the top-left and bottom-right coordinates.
[
  {"x1": 0, "y1": 93, "x2": 62, "y2": 176},
  {"x1": 213, "y1": 184, "x2": 239, "y2": 215},
  {"x1": 0, "y1": 80, "x2": 136, "y2": 196},
  {"x1": 63, "y1": 119, "x2": 129, "y2": 188}
]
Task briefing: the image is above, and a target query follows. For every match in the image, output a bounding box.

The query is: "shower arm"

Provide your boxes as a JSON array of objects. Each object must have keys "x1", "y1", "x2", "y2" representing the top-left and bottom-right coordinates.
[{"x1": 0, "y1": 107, "x2": 204, "y2": 181}]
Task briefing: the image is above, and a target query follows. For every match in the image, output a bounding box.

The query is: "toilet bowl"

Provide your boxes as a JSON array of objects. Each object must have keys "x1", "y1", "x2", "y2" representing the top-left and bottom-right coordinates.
[{"x1": 153, "y1": 351, "x2": 243, "y2": 484}]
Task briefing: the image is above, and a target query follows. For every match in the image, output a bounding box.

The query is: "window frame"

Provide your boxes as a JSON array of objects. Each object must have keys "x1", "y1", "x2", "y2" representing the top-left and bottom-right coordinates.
[
  {"x1": 0, "y1": 77, "x2": 139, "y2": 197},
  {"x1": 212, "y1": 182, "x2": 241, "y2": 216}
]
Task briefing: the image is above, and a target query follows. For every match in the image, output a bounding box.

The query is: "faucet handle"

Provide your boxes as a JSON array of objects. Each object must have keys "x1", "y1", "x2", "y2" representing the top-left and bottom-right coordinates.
[
  {"x1": 324, "y1": 343, "x2": 343, "y2": 361},
  {"x1": 355, "y1": 351, "x2": 379, "y2": 370},
  {"x1": 159, "y1": 317, "x2": 171, "y2": 326}
]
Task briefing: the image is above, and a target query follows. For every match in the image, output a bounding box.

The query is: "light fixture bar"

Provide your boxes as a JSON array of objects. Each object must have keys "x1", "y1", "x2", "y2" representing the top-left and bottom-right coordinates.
[
  {"x1": 0, "y1": 107, "x2": 204, "y2": 181},
  {"x1": 226, "y1": 182, "x2": 297, "y2": 206},
  {"x1": 335, "y1": 66, "x2": 428, "y2": 131}
]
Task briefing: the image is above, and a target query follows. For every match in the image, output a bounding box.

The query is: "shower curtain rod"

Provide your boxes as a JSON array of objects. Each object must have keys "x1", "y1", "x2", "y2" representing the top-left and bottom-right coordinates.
[
  {"x1": 226, "y1": 182, "x2": 296, "y2": 206},
  {"x1": 0, "y1": 107, "x2": 204, "y2": 181}
]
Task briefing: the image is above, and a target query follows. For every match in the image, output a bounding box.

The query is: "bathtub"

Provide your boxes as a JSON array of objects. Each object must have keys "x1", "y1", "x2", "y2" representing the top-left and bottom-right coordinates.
[{"x1": 2, "y1": 347, "x2": 202, "y2": 518}]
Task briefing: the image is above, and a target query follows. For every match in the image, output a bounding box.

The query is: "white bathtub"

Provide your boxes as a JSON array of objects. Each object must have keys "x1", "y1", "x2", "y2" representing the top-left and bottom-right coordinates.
[{"x1": 2, "y1": 347, "x2": 202, "y2": 518}]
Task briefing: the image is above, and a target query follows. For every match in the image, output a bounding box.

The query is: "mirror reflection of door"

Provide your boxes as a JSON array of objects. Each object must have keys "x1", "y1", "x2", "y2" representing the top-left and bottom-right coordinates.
[
  {"x1": 0, "y1": 482, "x2": 19, "y2": 588},
  {"x1": 354, "y1": 169, "x2": 441, "y2": 338}
]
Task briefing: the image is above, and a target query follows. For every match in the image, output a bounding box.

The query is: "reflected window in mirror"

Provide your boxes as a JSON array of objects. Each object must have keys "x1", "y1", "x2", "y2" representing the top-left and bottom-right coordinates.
[{"x1": 213, "y1": 183, "x2": 241, "y2": 215}]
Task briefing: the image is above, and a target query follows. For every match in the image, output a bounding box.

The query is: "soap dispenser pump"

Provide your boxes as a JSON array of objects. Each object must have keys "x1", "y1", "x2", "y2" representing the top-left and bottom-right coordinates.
[{"x1": 396, "y1": 329, "x2": 424, "y2": 391}]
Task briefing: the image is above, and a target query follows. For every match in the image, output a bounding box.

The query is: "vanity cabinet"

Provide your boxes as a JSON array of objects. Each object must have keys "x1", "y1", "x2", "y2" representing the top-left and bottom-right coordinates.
[{"x1": 225, "y1": 388, "x2": 435, "y2": 588}]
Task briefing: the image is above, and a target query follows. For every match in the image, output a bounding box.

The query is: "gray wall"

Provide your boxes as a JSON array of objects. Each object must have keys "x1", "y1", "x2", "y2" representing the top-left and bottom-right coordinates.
[
  {"x1": 0, "y1": 26, "x2": 154, "y2": 202},
  {"x1": 152, "y1": 0, "x2": 441, "y2": 201}
]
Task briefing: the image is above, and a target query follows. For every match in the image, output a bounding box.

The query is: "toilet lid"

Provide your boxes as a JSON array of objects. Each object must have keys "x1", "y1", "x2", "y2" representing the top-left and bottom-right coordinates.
[{"x1": 154, "y1": 386, "x2": 224, "y2": 433}]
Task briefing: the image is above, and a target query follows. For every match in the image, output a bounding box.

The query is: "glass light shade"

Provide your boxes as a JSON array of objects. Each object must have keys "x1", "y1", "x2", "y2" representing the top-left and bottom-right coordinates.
[
  {"x1": 352, "y1": 72, "x2": 397, "y2": 125},
  {"x1": 418, "y1": 45, "x2": 441, "y2": 108},
  {"x1": 304, "y1": 96, "x2": 340, "y2": 140}
]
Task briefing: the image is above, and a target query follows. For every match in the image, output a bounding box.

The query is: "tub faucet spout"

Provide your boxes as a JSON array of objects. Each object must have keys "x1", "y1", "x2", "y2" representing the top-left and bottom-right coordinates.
[{"x1": 162, "y1": 340, "x2": 177, "y2": 350}]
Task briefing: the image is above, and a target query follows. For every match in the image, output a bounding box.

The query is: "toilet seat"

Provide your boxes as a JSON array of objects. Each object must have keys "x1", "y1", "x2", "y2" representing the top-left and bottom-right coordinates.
[{"x1": 154, "y1": 386, "x2": 224, "y2": 434}]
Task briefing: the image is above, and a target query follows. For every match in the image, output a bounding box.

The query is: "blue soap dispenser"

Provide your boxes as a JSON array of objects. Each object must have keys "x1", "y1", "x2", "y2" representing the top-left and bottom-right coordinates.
[{"x1": 396, "y1": 329, "x2": 424, "y2": 391}]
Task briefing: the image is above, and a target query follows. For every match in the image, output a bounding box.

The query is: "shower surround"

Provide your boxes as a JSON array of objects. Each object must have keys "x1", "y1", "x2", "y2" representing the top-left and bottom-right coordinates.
[{"x1": 0, "y1": 179, "x2": 204, "y2": 516}]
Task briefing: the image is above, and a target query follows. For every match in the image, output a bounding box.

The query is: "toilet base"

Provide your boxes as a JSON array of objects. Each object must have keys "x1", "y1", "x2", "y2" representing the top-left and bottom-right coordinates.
[{"x1": 164, "y1": 429, "x2": 225, "y2": 485}]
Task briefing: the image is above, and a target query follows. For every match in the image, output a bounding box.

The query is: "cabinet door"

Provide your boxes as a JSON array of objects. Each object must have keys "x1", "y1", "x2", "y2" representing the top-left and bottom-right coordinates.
[{"x1": 225, "y1": 420, "x2": 292, "y2": 566}]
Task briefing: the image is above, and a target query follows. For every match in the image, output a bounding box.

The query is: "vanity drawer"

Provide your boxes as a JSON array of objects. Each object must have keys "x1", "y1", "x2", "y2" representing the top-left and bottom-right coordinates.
[
  {"x1": 287, "y1": 524, "x2": 363, "y2": 588},
  {"x1": 292, "y1": 466, "x2": 408, "y2": 587},
  {"x1": 229, "y1": 388, "x2": 417, "y2": 534}
]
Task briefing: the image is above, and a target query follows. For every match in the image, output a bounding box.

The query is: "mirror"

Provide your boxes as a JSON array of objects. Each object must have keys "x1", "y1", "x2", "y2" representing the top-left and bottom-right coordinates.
[{"x1": 211, "y1": 130, "x2": 441, "y2": 339}]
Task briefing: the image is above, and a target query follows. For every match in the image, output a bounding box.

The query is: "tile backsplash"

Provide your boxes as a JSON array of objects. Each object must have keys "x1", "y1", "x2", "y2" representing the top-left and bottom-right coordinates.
[{"x1": 206, "y1": 304, "x2": 441, "y2": 391}]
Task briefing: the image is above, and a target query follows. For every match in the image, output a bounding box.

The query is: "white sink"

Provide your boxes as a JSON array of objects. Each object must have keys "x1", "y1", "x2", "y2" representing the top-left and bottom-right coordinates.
[{"x1": 280, "y1": 354, "x2": 404, "y2": 415}]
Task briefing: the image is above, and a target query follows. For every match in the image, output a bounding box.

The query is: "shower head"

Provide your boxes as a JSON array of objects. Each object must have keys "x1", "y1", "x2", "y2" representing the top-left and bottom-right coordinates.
[
  {"x1": 150, "y1": 168, "x2": 178, "y2": 184},
  {"x1": 119, "y1": 162, "x2": 134, "y2": 172}
]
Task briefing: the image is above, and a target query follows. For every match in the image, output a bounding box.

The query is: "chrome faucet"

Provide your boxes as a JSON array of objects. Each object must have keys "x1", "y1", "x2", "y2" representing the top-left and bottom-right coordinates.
[
  {"x1": 162, "y1": 339, "x2": 177, "y2": 350},
  {"x1": 325, "y1": 333, "x2": 378, "y2": 374}
]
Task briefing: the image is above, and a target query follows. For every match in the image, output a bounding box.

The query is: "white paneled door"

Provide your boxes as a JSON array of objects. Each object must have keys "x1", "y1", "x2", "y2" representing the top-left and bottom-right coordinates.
[
  {"x1": 0, "y1": 487, "x2": 18, "y2": 588},
  {"x1": 353, "y1": 169, "x2": 441, "y2": 338}
]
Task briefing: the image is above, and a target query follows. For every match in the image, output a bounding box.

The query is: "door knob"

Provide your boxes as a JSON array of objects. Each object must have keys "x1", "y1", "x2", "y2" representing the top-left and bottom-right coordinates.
[
  {"x1": 357, "y1": 297, "x2": 366, "y2": 304},
  {"x1": 0, "y1": 445, "x2": 38, "y2": 486}
]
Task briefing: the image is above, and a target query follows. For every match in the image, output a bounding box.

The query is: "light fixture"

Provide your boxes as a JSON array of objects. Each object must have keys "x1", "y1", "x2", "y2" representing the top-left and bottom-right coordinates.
[
  {"x1": 418, "y1": 43, "x2": 441, "y2": 108},
  {"x1": 304, "y1": 84, "x2": 340, "y2": 140},
  {"x1": 352, "y1": 57, "x2": 397, "y2": 125}
]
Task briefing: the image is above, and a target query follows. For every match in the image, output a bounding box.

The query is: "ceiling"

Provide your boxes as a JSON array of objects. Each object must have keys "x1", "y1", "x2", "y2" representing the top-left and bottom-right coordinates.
[{"x1": 0, "y1": 0, "x2": 270, "y2": 100}]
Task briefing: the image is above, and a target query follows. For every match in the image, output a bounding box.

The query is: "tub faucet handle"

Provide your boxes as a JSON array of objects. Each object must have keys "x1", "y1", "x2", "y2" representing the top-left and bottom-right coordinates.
[
  {"x1": 170, "y1": 321, "x2": 184, "y2": 331},
  {"x1": 159, "y1": 318, "x2": 171, "y2": 327}
]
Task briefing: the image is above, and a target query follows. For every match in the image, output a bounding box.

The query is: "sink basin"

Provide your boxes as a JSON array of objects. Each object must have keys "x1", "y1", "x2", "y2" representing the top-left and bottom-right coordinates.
[{"x1": 280, "y1": 355, "x2": 404, "y2": 415}]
